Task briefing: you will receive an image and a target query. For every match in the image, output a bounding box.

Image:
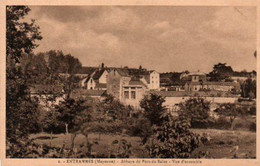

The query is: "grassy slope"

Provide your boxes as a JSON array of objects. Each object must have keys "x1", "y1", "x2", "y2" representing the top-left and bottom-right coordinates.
[{"x1": 30, "y1": 129, "x2": 256, "y2": 158}]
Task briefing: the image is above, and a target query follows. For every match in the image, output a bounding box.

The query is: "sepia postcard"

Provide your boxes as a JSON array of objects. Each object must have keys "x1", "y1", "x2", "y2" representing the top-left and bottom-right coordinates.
[{"x1": 0, "y1": 0, "x2": 259, "y2": 166}]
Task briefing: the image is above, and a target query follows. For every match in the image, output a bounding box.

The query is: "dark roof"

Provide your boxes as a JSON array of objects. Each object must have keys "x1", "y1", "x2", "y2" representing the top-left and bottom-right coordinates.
[
  {"x1": 77, "y1": 67, "x2": 97, "y2": 74},
  {"x1": 92, "y1": 69, "x2": 106, "y2": 80},
  {"x1": 128, "y1": 80, "x2": 146, "y2": 87},
  {"x1": 116, "y1": 68, "x2": 129, "y2": 77}
]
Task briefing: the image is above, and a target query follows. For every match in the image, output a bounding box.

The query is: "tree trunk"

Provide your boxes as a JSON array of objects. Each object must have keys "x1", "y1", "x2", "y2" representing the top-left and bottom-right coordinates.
[
  {"x1": 50, "y1": 130, "x2": 53, "y2": 147},
  {"x1": 71, "y1": 133, "x2": 76, "y2": 151},
  {"x1": 230, "y1": 117, "x2": 235, "y2": 130},
  {"x1": 65, "y1": 123, "x2": 69, "y2": 135}
]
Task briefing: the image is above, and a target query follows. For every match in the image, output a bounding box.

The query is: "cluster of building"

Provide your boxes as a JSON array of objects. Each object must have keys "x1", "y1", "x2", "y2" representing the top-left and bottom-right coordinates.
[{"x1": 76, "y1": 63, "x2": 254, "y2": 108}]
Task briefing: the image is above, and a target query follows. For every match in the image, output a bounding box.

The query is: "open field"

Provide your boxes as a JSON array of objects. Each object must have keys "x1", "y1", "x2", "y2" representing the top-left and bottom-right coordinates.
[{"x1": 30, "y1": 129, "x2": 256, "y2": 158}]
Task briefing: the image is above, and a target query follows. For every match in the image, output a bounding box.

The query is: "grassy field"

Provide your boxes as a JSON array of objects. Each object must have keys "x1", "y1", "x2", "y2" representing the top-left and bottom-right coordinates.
[{"x1": 30, "y1": 129, "x2": 256, "y2": 158}]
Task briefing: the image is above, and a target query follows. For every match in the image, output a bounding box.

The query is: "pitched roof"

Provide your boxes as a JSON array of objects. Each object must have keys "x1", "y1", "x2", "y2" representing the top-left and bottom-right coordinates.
[
  {"x1": 128, "y1": 80, "x2": 146, "y2": 87},
  {"x1": 188, "y1": 71, "x2": 206, "y2": 76},
  {"x1": 77, "y1": 66, "x2": 97, "y2": 74},
  {"x1": 92, "y1": 69, "x2": 106, "y2": 80},
  {"x1": 116, "y1": 68, "x2": 129, "y2": 77}
]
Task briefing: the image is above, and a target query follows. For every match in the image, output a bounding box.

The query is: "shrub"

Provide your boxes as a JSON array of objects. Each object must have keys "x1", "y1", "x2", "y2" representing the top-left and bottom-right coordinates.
[
  {"x1": 140, "y1": 93, "x2": 167, "y2": 126},
  {"x1": 178, "y1": 98, "x2": 211, "y2": 128},
  {"x1": 249, "y1": 122, "x2": 256, "y2": 132},
  {"x1": 145, "y1": 116, "x2": 202, "y2": 158}
]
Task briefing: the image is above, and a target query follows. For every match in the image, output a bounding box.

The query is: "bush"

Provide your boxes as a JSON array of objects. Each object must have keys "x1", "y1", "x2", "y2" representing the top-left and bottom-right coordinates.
[
  {"x1": 207, "y1": 116, "x2": 231, "y2": 130},
  {"x1": 126, "y1": 116, "x2": 152, "y2": 139},
  {"x1": 145, "y1": 116, "x2": 202, "y2": 158},
  {"x1": 178, "y1": 98, "x2": 211, "y2": 128},
  {"x1": 249, "y1": 122, "x2": 256, "y2": 132}
]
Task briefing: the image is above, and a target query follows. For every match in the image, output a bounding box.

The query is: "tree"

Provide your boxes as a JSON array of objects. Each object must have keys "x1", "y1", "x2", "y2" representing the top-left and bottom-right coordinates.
[
  {"x1": 43, "y1": 110, "x2": 62, "y2": 147},
  {"x1": 55, "y1": 98, "x2": 91, "y2": 150},
  {"x1": 6, "y1": 6, "x2": 42, "y2": 63},
  {"x1": 6, "y1": 6, "x2": 42, "y2": 156},
  {"x1": 99, "y1": 94, "x2": 129, "y2": 121},
  {"x1": 241, "y1": 78, "x2": 256, "y2": 99},
  {"x1": 208, "y1": 63, "x2": 233, "y2": 81},
  {"x1": 140, "y1": 93, "x2": 167, "y2": 126},
  {"x1": 146, "y1": 114, "x2": 202, "y2": 158},
  {"x1": 177, "y1": 98, "x2": 211, "y2": 128},
  {"x1": 214, "y1": 103, "x2": 246, "y2": 130}
]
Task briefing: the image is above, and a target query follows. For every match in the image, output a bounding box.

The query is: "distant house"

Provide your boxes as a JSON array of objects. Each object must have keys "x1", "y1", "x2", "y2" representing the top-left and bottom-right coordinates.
[
  {"x1": 107, "y1": 68, "x2": 148, "y2": 108},
  {"x1": 141, "y1": 70, "x2": 160, "y2": 90},
  {"x1": 81, "y1": 65, "x2": 109, "y2": 90},
  {"x1": 230, "y1": 71, "x2": 256, "y2": 82},
  {"x1": 160, "y1": 72, "x2": 187, "y2": 91},
  {"x1": 183, "y1": 71, "x2": 240, "y2": 92},
  {"x1": 185, "y1": 81, "x2": 240, "y2": 92},
  {"x1": 30, "y1": 84, "x2": 65, "y2": 111}
]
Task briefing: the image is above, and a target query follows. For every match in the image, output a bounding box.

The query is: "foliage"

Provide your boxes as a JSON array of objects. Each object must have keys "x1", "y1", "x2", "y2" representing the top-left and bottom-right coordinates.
[
  {"x1": 241, "y1": 78, "x2": 256, "y2": 99},
  {"x1": 140, "y1": 93, "x2": 168, "y2": 126},
  {"x1": 6, "y1": 68, "x2": 41, "y2": 141},
  {"x1": 177, "y1": 98, "x2": 211, "y2": 127},
  {"x1": 6, "y1": 6, "x2": 42, "y2": 63},
  {"x1": 208, "y1": 63, "x2": 233, "y2": 81},
  {"x1": 43, "y1": 110, "x2": 64, "y2": 134},
  {"x1": 97, "y1": 94, "x2": 130, "y2": 121},
  {"x1": 126, "y1": 115, "x2": 153, "y2": 144},
  {"x1": 111, "y1": 139, "x2": 132, "y2": 158},
  {"x1": 6, "y1": 6, "x2": 43, "y2": 155},
  {"x1": 146, "y1": 115, "x2": 202, "y2": 158},
  {"x1": 55, "y1": 98, "x2": 91, "y2": 133},
  {"x1": 214, "y1": 103, "x2": 247, "y2": 130}
]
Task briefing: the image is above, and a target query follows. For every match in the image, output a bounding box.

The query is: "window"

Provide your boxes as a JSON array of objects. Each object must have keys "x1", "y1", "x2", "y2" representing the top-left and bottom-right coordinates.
[
  {"x1": 131, "y1": 91, "x2": 136, "y2": 99},
  {"x1": 90, "y1": 79, "x2": 93, "y2": 83},
  {"x1": 124, "y1": 91, "x2": 129, "y2": 99}
]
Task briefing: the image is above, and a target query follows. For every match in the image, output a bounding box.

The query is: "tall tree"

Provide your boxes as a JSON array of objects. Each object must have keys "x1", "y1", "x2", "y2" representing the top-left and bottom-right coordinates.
[
  {"x1": 6, "y1": 6, "x2": 42, "y2": 154},
  {"x1": 241, "y1": 78, "x2": 256, "y2": 99},
  {"x1": 177, "y1": 98, "x2": 211, "y2": 127},
  {"x1": 140, "y1": 93, "x2": 167, "y2": 126},
  {"x1": 6, "y1": 6, "x2": 42, "y2": 63},
  {"x1": 55, "y1": 98, "x2": 91, "y2": 150},
  {"x1": 208, "y1": 63, "x2": 233, "y2": 81}
]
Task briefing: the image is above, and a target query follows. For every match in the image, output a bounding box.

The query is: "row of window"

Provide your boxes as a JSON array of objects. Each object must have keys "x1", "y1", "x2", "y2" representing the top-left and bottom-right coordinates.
[{"x1": 124, "y1": 91, "x2": 136, "y2": 99}]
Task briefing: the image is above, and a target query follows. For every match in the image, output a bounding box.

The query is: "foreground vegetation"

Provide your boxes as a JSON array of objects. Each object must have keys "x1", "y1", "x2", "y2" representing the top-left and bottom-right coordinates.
[
  {"x1": 6, "y1": 6, "x2": 256, "y2": 159},
  {"x1": 29, "y1": 129, "x2": 256, "y2": 158}
]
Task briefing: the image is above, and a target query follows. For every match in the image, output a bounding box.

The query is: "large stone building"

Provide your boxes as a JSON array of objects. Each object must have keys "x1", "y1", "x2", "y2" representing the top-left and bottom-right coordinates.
[
  {"x1": 183, "y1": 71, "x2": 240, "y2": 92},
  {"x1": 107, "y1": 68, "x2": 159, "y2": 108}
]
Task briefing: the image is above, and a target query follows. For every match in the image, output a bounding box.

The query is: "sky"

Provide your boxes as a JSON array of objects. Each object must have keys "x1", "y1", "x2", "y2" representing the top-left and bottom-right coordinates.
[{"x1": 25, "y1": 6, "x2": 256, "y2": 73}]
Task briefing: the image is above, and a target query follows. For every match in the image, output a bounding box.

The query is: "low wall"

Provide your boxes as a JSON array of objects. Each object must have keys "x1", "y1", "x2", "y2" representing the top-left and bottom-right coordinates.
[{"x1": 164, "y1": 96, "x2": 238, "y2": 107}]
